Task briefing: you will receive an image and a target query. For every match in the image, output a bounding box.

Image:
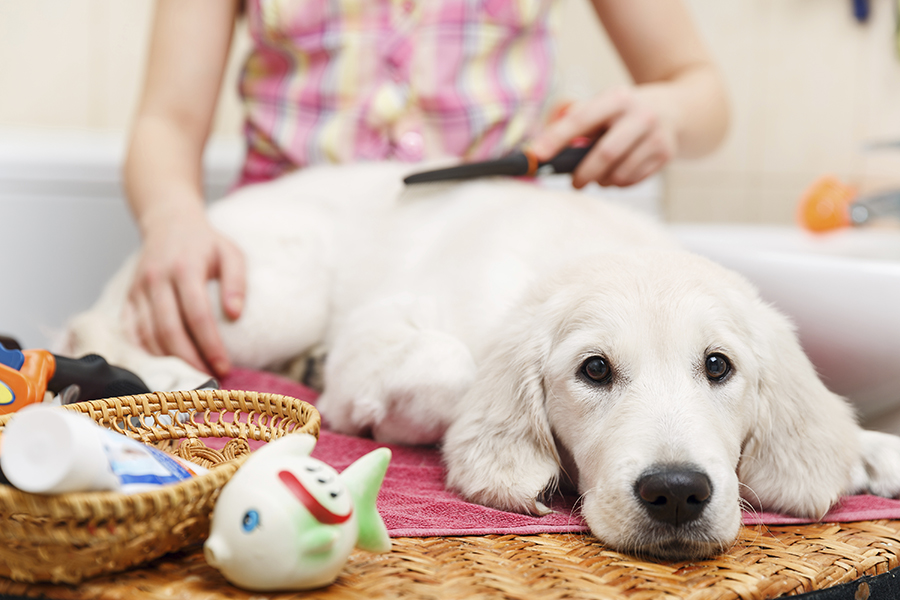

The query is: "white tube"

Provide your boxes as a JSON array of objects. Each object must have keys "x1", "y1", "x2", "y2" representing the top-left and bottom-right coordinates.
[{"x1": 0, "y1": 405, "x2": 206, "y2": 495}]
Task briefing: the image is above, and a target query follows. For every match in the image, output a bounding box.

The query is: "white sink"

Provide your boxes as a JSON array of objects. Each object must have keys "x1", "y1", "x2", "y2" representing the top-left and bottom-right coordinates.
[{"x1": 673, "y1": 224, "x2": 900, "y2": 428}]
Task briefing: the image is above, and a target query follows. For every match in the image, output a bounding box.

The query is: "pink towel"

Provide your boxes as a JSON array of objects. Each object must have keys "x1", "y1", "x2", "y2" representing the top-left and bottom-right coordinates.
[{"x1": 218, "y1": 368, "x2": 900, "y2": 537}]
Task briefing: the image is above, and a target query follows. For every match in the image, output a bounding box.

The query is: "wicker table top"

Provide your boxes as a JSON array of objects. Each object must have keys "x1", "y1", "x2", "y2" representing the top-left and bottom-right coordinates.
[{"x1": 2, "y1": 520, "x2": 899, "y2": 600}]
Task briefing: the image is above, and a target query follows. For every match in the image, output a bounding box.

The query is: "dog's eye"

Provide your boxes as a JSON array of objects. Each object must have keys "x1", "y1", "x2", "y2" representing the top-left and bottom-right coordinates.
[
  {"x1": 705, "y1": 353, "x2": 731, "y2": 382},
  {"x1": 581, "y1": 356, "x2": 612, "y2": 385}
]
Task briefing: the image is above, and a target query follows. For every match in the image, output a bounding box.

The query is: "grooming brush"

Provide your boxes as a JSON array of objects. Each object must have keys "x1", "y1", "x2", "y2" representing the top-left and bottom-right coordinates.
[
  {"x1": 798, "y1": 175, "x2": 900, "y2": 232},
  {"x1": 403, "y1": 137, "x2": 596, "y2": 185}
]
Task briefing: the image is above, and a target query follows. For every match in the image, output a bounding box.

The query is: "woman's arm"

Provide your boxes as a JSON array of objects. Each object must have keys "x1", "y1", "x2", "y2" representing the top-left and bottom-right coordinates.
[
  {"x1": 531, "y1": 0, "x2": 729, "y2": 188},
  {"x1": 124, "y1": 0, "x2": 244, "y2": 378}
]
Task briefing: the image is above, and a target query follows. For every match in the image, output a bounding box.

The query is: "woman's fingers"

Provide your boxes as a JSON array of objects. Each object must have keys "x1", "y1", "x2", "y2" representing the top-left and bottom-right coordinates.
[
  {"x1": 125, "y1": 225, "x2": 245, "y2": 378},
  {"x1": 531, "y1": 86, "x2": 677, "y2": 188},
  {"x1": 217, "y1": 238, "x2": 247, "y2": 322},
  {"x1": 530, "y1": 89, "x2": 629, "y2": 161},
  {"x1": 149, "y1": 272, "x2": 209, "y2": 374},
  {"x1": 174, "y1": 256, "x2": 232, "y2": 378}
]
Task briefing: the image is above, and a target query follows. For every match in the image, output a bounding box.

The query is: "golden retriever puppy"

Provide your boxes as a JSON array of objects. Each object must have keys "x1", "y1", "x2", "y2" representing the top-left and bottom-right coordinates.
[{"x1": 59, "y1": 162, "x2": 900, "y2": 560}]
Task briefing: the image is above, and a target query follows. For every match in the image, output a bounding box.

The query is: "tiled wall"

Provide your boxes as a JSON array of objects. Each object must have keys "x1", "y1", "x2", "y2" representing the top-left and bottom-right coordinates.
[
  {"x1": 2, "y1": 0, "x2": 900, "y2": 224},
  {"x1": 665, "y1": 0, "x2": 900, "y2": 224},
  {"x1": 555, "y1": 0, "x2": 900, "y2": 224},
  {"x1": 0, "y1": 0, "x2": 247, "y2": 136}
]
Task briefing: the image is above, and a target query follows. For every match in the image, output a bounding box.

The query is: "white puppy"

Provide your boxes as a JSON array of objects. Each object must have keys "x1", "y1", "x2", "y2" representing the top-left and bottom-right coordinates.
[{"x1": 60, "y1": 162, "x2": 900, "y2": 560}]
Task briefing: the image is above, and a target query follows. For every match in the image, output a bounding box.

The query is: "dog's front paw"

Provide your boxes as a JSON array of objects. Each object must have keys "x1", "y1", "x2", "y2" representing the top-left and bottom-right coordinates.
[
  {"x1": 445, "y1": 456, "x2": 557, "y2": 516},
  {"x1": 443, "y1": 418, "x2": 560, "y2": 516},
  {"x1": 850, "y1": 430, "x2": 900, "y2": 498}
]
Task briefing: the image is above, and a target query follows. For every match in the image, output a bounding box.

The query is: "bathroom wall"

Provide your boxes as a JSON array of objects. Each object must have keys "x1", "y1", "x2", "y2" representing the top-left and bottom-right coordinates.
[
  {"x1": 0, "y1": 1, "x2": 247, "y2": 347},
  {"x1": 555, "y1": 0, "x2": 900, "y2": 223},
  {"x1": 675, "y1": 0, "x2": 900, "y2": 223},
  {"x1": 0, "y1": 0, "x2": 245, "y2": 138},
  {"x1": 3, "y1": 0, "x2": 900, "y2": 225}
]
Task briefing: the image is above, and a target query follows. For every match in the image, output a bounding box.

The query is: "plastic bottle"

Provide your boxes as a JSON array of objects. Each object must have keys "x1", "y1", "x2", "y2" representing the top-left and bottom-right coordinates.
[{"x1": 0, "y1": 405, "x2": 206, "y2": 495}]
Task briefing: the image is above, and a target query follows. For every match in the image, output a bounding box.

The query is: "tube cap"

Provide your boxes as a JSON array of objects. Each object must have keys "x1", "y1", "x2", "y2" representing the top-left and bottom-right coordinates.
[{"x1": 0, "y1": 405, "x2": 118, "y2": 494}]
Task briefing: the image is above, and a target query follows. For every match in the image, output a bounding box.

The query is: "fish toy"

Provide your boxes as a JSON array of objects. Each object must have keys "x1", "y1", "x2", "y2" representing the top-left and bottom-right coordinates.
[{"x1": 204, "y1": 434, "x2": 391, "y2": 591}]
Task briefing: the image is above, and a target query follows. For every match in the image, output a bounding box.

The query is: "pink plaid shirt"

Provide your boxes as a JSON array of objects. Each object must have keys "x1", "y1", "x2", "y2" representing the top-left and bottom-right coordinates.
[{"x1": 238, "y1": 0, "x2": 558, "y2": 185}]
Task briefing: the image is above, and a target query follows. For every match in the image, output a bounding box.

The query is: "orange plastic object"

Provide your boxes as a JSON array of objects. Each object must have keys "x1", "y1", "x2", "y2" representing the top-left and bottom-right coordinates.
[
  {"x1": 798, "y1": 175, "x2": 856, "y2": 233},
  {"x1": 546, "y1": 100, "x2": 594, "y2": 149},
  {"x1": 0, "y1": 350, "x2": 56, "y2": 415},
  {"x1": 547, "y1": 99, "x2": 575, "y2": 124}
]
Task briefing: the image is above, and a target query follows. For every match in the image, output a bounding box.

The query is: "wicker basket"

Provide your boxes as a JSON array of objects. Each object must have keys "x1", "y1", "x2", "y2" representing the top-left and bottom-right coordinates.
[{"x1": 0, "y1": 388, "x2": 320, "y2": 585}]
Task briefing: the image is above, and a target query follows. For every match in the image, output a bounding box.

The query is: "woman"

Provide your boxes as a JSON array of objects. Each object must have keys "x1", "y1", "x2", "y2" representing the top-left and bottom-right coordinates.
[{"x1": 123, "y1": 0, "x2": 729, "y2": 379}]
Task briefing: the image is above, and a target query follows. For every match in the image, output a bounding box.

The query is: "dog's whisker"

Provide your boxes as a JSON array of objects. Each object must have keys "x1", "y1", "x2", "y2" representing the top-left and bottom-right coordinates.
[
  {"x1": 737, "y1": 481, "x2": 763, "y2": 513},
  {"x1": 571, "y1": 489, "x2": 590, "y2": 516},
  {"x1": 737, "y1": 482, "x2": 777, "y2": 547},
  {"x1": 723, "y1": 531, "x2": 747, "y2": 558}
]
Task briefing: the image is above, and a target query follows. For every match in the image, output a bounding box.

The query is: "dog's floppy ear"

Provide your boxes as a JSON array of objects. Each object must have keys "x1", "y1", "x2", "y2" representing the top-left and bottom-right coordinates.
[
  {"x1": 441, "y1": 289, "x2": 566, "y2": 515},
  {"x1": 738, "y1": 301, "x2": 860, "y2": 519}
]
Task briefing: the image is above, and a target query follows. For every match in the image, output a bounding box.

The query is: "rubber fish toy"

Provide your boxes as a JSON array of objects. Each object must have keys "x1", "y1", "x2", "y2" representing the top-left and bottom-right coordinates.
[{"x1": 204, "y1": 434, "x2": 391, "y2": 591}]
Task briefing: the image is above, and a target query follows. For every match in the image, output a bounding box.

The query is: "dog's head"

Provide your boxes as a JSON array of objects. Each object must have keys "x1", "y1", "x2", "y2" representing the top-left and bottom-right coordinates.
[{"x1": 442, "y1": 250, "x2": 859, "y2": 560}]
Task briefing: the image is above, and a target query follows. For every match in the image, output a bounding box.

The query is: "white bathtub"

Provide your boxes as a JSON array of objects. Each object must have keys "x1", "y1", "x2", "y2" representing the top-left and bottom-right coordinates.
[{"x1": 0, "y1": 129, "x2": 243, "y2": 350}]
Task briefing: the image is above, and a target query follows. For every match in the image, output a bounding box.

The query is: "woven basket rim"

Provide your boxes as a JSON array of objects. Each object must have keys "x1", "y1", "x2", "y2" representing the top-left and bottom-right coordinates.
[{"x1": 0, "y1": 389, "x2": 321, "y2": 511}]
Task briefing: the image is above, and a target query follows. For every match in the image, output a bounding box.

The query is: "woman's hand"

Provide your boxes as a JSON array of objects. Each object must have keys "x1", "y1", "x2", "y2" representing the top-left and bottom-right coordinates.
[
  {"x1": 122, "y1": 0, "x2": 243, "y2": 378},
  {"x1": 530, "y1": 0, "x2": 729, "y2": 189},
  {"x1": 125, "y1": 202, "x2": 245, "y2": 379},
  {"x1": 530, "y1": 85, "x2": 678, "y2": 188}
]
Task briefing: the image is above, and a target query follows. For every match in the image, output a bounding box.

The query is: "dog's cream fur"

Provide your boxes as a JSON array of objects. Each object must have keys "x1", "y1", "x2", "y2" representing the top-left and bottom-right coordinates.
[{"x1": 60, "y1": 162, "x2": 900, "y2": 560}]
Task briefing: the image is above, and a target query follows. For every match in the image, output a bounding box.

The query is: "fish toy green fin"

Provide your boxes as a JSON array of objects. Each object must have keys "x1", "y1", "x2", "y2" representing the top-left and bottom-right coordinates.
[{"x1": 340, "y1": 447, "x2": 392, "y2": 553}]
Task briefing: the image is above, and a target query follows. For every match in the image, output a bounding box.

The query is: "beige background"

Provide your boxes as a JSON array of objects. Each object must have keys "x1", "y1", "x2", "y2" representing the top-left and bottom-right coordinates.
[{"x1": 2, "y1": 0, "x2": 900, "y2": 224}]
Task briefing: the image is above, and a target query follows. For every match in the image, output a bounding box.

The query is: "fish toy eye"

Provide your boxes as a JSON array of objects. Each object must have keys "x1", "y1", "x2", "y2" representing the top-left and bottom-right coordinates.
[{"x1": 242, "y1": 509, "x2": 260, "y2": 532}]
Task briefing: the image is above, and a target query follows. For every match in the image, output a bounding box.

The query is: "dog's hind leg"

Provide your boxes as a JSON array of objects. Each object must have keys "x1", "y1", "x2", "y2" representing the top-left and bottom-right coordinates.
[
  {"x1": 317, "y1": 295, "x2": 476, "y2": 445},
  {"x1": 212, "y1": 239, "x2": 333, "y2": 375},
  {"x1": 204, "y1": 191, "x2": 340, "y2": 377}
]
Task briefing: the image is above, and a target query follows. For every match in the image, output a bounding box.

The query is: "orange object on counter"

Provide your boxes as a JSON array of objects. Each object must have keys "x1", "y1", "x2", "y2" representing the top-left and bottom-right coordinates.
[
  {"x1": 798, "y1": 175, "x2": 856, "y2": 233},
  {"x1": 545, "y1": 99, "x2": 596, "y2": 148},
  {"x1": 0, "y1": 350, "x2": 56, "y2": 415}
]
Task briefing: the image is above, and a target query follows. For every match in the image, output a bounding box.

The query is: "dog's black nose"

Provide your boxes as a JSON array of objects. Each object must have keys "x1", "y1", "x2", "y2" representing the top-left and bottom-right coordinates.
[{"x1": 634, "y1": 467, "x2": 712, "y2": 527}]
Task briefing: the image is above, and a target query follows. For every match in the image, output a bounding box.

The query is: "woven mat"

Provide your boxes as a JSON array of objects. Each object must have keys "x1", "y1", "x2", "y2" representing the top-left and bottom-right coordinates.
[{"x1": 3, "y1": 520, "x2": 899, "y2": 599}]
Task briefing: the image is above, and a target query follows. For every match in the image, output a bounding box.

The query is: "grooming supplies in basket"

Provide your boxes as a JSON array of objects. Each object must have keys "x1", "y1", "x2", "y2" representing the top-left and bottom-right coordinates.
[
  {"x1": 0, "y1": 404, "x2": 207, "y2": 494},
  {"x1": 798, "y1": 175, "x2": 900, "y2": 232},
  {"x1": 0, "y1": 345, "x2": 54, "y2": 414},
  {"x1": 204, "y1": 433, "x2": 391, "y2": 591},
  {"x1": 0, "y1": 389, "x2": 320, "y2": 584},
  {"x1": 0, "y1": 342, "x2": 151, "y2": 415}
]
